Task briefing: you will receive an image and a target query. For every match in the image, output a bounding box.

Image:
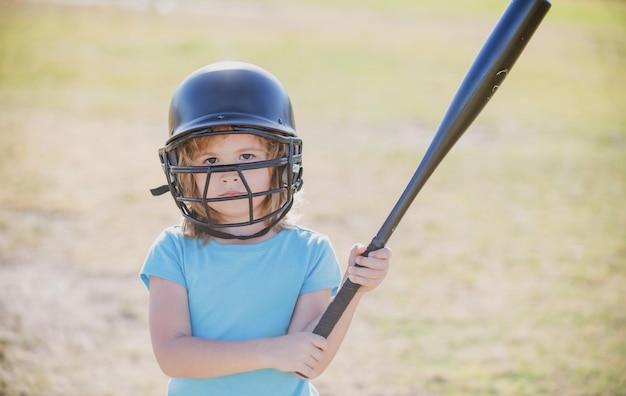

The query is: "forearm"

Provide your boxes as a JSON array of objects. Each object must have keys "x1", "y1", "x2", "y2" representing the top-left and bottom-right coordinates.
[
  {"x1": 312, "y1": 243, "x2": 391, "y2": 373},
  {"x1": 299, "y1": 288, "x2": 366, "y2": 375},
  {"x1": 153, "y1": 335, "x2": 275, "y2": 378}
]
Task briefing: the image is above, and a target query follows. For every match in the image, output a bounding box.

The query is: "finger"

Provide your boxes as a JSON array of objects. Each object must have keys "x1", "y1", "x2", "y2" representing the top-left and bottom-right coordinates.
[
  {"x1": 301, "y1": 359, "x2": 320, "y2": 377},
  {"x1": 350, "y1": 269, "x2": 388, "y2": 287},
  {"x1": 349, "y1": 264, "x2": 386, "y2": 279},
  {"x1": 354, "y1": 255, "x2": 388, "y2": 270},
  {"x1": 349, "y1": 243, "x2": 367, "y2": 265},
  {"x1": 304, "y1": 355, "x2": 320, "y2": 371},
  {"x1": 293, "y1": 372, "x2": 307, "y2": 380},
  {"x1": 347, "y1": 273, "x2": 378, "y2": 288},
  {"x1": 348, "y1": 267, "x2": 388, "y2": 288},
  {"x1": 293, "y1": 367, "x2": 315, "y2": 380},
  {"x1": 310, "y1": 345, "x2": 325, "y2": 362},
  {"x1": 368, "y1": 247, "x2": 392, "y2": 260},
  {"x1": 309, "y1": 334, "x2": 328, "y2": 351}
]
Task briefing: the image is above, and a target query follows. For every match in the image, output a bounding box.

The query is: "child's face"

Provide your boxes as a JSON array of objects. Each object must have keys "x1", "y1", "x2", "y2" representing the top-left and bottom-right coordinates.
[{"x1": 191, "y1": 134, "x2": 272, "y2": 224}]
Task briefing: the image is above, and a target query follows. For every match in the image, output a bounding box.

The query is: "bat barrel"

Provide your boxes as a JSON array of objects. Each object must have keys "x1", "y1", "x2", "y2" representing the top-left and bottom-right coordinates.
[
  {"x1": 374, "y1": 0, "x2": 551, "y2": 245},
  {"x1": 312, "y1": 0, "x2": 551, "y2": 341}
]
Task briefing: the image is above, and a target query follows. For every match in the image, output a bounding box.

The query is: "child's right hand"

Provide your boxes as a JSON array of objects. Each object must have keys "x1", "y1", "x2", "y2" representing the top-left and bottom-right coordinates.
[{"x1": 268, "y1": 332, "x2": 328, "y2": 379}]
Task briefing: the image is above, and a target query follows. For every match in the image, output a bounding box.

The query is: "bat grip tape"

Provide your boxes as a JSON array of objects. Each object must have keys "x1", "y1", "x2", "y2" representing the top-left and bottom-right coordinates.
[
  {"x1": 295, "y1": 240, "x2": 383, "y2": 378},
  {"x1": 313, "y1": 238, "x2": 384, "y2": 338}
]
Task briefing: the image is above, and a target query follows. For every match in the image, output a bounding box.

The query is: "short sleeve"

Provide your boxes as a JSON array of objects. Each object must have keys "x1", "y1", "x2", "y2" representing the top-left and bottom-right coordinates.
[
  {"x1": 299, "y1": 233, "x2": 342, "y2": 297},
  {"x1": 139, "y1": 226, "x2": 187, "y2": 291}
]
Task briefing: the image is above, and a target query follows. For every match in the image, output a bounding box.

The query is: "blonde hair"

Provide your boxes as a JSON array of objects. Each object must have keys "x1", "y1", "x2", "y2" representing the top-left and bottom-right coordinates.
[{"x1": 176, "y1": 129, "x2": 299, "y2": 241}]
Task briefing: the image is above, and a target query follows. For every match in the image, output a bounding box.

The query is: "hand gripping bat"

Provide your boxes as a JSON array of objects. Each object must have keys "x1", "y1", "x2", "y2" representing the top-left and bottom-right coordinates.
[{"x1": 313, "y1": 0, "x2": 551, "y2": 339}]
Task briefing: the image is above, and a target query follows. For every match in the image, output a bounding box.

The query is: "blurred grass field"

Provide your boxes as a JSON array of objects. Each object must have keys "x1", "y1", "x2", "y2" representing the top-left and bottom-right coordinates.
[{"x1": 0, "y1": 0, "x2": 624, "y2": 395}]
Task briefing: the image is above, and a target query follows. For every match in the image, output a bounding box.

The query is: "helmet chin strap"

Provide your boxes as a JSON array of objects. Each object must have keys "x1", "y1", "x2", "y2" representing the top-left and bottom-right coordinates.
[
  {"x1": 190, "y1": 198, "x2": 293, "y2": 241},
  {"x1": 198, "y1": 223, "x2": 272, "y2": 240},
  {"x1": 150, "y1": 184, "x2": 170, "y2": 196}
]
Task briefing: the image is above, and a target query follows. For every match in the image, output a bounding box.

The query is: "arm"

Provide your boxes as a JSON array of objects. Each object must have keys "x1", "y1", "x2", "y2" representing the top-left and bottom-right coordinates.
[
  {"x1": 287, "y1": 244, "x2": 391, "y2": 378},
  {"x1": 148, "y1": 276, "x2": 328, "y2": 379}
]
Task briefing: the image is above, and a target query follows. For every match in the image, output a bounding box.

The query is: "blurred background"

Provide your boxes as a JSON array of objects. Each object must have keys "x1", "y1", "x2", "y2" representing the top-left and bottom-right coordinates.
[{"x1": 0, "y1": 0, "x2": 624, "y2": 394}]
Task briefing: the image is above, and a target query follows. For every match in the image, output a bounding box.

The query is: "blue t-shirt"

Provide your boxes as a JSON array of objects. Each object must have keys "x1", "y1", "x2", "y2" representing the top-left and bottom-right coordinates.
[{"x1": 140, "y1": 225, "x2": 342, "y2": 396}]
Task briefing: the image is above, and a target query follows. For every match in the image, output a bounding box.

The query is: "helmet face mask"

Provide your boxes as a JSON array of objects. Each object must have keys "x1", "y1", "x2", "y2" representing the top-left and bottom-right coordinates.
[
  {"x1": 154, "y1": 62, "x2": 303, "y2": 240},
  {"x1": 160, "y1": 127, "x2": 302, "y2": 239}
]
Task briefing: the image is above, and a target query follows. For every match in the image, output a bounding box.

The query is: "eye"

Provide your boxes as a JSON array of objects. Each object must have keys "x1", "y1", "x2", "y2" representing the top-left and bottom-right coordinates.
[
  {"x1": 240, "y1": 153, "x2": 255, "y2": 161},
  {"x1": 204, "y1": 157, "x2": 218, "y2": 165}
]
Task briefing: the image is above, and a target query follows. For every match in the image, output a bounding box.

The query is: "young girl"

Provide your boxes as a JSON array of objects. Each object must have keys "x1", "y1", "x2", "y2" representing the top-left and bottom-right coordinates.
[{"x1": 141, "y1": 61, "x2": 391, "y2": 395}]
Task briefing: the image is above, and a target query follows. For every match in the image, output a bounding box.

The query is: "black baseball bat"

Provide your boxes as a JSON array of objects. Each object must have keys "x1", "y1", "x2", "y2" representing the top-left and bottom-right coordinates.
[{"x1": 313, "y1": 0, "x2": 551, "y2": 338}]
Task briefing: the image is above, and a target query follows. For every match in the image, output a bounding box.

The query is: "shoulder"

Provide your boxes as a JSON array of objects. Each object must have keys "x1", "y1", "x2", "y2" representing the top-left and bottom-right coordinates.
[
  {"x1": 157, "y1": 224, "x2": 183, "y2": 241},
  {"x1": 281, "y1": 226, "x2": 342, "y2": 294},
  {"x1": 152, "y1": 224, "x2": 196, "y2": 246},
  {"x1": 141, "y1": 225, "x2": 190, "y2": 290},
  {"x1": 146, "y1": 224, "x2": 204, "y2": 260},
  {"x1": 277, "y1": 226, "x2": 337, "y2": 262},
  {"x1": 281, "y1": 225, "x2": 332, "y2": 246}
]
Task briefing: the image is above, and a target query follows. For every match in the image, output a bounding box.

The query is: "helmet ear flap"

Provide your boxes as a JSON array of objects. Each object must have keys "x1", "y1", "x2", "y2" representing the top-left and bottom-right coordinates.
[
  {"x1": 281, "y1": 166, "x2": 288, "y2": 186},
  {"x1": 281, "y1": 138, "x2": 303, "y2": 191},
  {"x1": 282, "y1": 163, "x2": 303, "y2": 191},
  {"x1": 151, "y1": 149, "x2": 179, "y2": 197},
  {"x1": 157, "y1": 146, "x2": 179, "y2": 167},
  {"x1": 294, "y1": 165, "x2": 303, "y2": 192},
  {"x1": 167, "y1": 149, "x2": 178, "y2": 166}
]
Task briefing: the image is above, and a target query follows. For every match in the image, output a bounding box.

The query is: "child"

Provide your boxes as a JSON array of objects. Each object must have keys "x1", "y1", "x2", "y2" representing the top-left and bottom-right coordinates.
[{"x1": 141, "y1": 61, "x2": 391, "y2": 395}]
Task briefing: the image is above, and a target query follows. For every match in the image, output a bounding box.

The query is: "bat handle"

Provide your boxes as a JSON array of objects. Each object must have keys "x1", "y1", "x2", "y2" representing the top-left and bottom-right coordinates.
[
  {"x1": 295, "y1": 238, "x2": 385, "y2": 378},
  {"x1": 312, "y1": 236, "x2": 386, "y2": 338}
]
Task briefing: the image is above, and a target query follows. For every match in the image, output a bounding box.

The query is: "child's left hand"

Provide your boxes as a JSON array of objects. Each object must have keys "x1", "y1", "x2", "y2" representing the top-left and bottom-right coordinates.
[{"x1": 345, "y1": 243, "x2": 391, "y2": 293}]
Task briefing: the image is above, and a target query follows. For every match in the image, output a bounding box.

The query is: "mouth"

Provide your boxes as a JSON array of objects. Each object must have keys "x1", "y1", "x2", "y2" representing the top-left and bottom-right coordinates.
[{"x1": 219, "y1": 191, "x2": 246, "y2": 198}]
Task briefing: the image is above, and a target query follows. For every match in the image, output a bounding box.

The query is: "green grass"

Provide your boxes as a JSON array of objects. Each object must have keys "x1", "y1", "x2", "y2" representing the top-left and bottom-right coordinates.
[{"x1": 0, "y1": 0, "x2": 624, "y2": 395}]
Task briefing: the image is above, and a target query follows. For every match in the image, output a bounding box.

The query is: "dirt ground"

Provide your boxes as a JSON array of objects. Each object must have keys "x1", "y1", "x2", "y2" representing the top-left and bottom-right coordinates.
[{"x1": 1, "y1": 0, "x2": 625, "y2": 395}]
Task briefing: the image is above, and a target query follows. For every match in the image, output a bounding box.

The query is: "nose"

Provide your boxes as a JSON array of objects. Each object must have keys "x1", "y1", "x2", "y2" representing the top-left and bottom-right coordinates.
[{"x1": 219, "y1": 171, "x2": 240, "y2": 183}]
